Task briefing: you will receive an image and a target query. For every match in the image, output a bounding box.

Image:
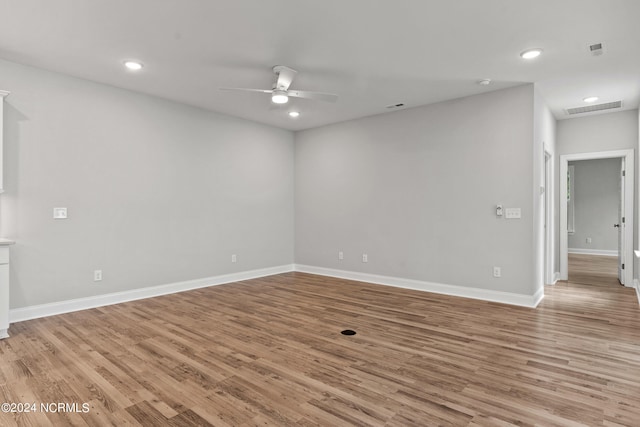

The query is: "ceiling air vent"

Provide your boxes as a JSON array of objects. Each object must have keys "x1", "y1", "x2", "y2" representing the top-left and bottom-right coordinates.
[
  {"x1": 566, "y1": 101, "x2": 622, "y2": 116},
  {"x1": 589, "y1": 43, "x2": 604, "y2": 56},
  {"x1": 386, "y1": 103, "x2": 405, "y2": 109}
]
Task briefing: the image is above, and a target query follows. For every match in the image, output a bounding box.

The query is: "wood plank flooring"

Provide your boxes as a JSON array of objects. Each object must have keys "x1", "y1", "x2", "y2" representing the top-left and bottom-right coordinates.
[
  {"x1": 568, "y1": 253, "x2": 619, "y2": 287},
  {"x1": 1, "y1": 261, "x2": 639, "y2": 426}
]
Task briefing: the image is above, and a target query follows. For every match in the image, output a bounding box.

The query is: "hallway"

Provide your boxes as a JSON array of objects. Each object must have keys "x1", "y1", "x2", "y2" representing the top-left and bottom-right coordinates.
[{"x1": 567, "y1": 253, "x2": 620, "y2": 287}]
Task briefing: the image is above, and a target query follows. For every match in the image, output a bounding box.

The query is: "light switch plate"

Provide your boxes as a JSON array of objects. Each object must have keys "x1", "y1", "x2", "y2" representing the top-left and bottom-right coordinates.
[
  {"x1": 505, "y1": 208, "x2": 521, "y2": 219},
  {"x1": 53, "y1": 207, "x2": 68, "y2": 219}
]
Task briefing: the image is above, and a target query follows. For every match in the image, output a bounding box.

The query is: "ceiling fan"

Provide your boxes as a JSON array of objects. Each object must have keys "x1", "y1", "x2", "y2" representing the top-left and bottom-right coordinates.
[{"x1": 219, "y1": 65, "x2": 338, "y2": 105}]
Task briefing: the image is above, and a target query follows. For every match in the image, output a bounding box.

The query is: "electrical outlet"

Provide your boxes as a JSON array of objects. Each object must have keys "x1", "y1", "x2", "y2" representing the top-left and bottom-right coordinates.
[
  {"x1": 94, "y1": 270, "x2": 102, "y2": 281},
  {"x1": 362, "y1": 254, "x2": 368, "y2": 263},
  {"x1": 231, "y1": 254, "x2": 237, "y2": 263},
  {"x1": 586, "y1": 238, "x2": 592, "y2": 244},
  {"x1": 493, "y1": 266, "x2": 501, "y2": 278},
  {"x1": 338, "y1": 251, "x2": 344, "y2": 260}
]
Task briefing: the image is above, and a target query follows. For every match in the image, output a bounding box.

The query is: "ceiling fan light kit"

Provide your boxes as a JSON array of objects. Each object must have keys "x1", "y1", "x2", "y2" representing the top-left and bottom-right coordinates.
[
  {"x1": 220, "y1": 65, "x2": 338, "y2": 109},
  {"x1": 271, "y1": 89, "x2": 289, "y2": 104}
]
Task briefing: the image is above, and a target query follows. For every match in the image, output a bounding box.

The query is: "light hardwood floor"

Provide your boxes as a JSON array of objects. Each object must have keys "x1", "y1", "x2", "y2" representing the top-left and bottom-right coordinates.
[
  {"x1": 1, "y1": 261, "x2": 639, "y2": 426},
  {"x1": 568, "y1": 253, "x2": 620, "y2": 287}
]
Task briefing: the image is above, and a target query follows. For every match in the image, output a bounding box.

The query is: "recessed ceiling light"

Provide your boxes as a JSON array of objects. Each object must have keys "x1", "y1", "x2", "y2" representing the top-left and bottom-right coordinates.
[
  {"x1": 288, "y1": 111, "x2": 300, "y2": 118},
  {"x1": 520, "y1": 48, "x2": 543, "y2": 59},
  {"x1": 271, "y1": 90, "x2": 288, "y2": 104},
  {"x1": 477, "y1": 79, "x2": 492, "y2": 86},
  {"x1": 124, "y1": 60, "x2": 144, "y2": 71},
  {"x1": 583, "y1": 96, "x2": 599, "y2": 103}
]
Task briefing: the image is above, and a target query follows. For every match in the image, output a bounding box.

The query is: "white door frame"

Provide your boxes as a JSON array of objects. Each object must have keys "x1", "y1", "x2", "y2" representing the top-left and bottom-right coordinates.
[
  {"x1": 544, "y1": 150, "x2": 554, "y2": 285},
  {"x1": 559, "y1": 149, "x2": 634, "y2": 286}
]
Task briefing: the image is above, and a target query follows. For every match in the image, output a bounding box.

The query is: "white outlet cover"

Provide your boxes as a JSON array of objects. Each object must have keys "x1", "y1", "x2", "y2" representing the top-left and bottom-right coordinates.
[{"x1": 53, "y1": 207, "x2": 68, "y2": 219}]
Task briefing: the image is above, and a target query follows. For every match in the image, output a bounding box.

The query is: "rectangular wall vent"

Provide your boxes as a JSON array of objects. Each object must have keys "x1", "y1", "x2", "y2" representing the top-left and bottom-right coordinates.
[{"x1": 566, "y1": 101, "x2": 622, "y2": 115}]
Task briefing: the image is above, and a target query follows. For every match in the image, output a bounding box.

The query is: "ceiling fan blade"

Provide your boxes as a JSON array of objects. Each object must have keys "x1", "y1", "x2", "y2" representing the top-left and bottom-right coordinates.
[
  {"x1": 273, "y1": 66, "x2": 298, "y2": 90},
  {"x1": 288, "y1": 90, "x2": 338, "y2": 103},
  {"x1": 219, "y1": 87, "x2": 273, "y2": 94}
]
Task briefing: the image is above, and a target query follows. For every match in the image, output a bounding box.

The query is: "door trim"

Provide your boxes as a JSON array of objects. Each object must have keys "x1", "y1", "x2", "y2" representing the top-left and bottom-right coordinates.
[
  {"x1": 544, "y1": 150, "x2": 554, "y2": 285},
  {"x1": 559, "y1": 149, "x2": 634, "y2": 286}
]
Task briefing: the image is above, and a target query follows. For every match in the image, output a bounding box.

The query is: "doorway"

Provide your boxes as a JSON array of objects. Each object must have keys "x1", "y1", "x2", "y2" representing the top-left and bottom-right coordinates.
[{"x1": 559, "y1": 150, "x2": 634, "y2": 287}]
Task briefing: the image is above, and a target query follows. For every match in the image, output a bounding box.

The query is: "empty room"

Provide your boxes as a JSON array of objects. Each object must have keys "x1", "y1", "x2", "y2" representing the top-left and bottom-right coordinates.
[{"x1": 1, "y1": 1, "x2": 639, "y2": 426}]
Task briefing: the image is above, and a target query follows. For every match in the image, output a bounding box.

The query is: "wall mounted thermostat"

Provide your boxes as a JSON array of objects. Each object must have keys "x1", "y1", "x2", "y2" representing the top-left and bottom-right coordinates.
[{"x1": 496, "y1": 204, "x2": 503, "y2": 217}]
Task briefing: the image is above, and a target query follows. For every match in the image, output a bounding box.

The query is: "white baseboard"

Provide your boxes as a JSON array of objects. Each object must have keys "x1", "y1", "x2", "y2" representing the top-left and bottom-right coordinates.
[
  {"x1": 294, "y1": 264, "x2": 543, "y2": 308},
  {"x1": 552, "y1": 272, "x2": 561, "y2": 284},
  {"x1": 9, "y1": 264, "x2": 295, "y2": 323},
  {"x1": 0, "y1": 329, "x2": 8, "y2": 339},
  {"x1": 634, "y1": 279, "x2": 640, "y2": 305},
  {"x1": 9, "y1": 262, "x2": 546, "y2": 326},
  {"x1": 568, "y1": 248, "x2": 618, "y2": 257}
]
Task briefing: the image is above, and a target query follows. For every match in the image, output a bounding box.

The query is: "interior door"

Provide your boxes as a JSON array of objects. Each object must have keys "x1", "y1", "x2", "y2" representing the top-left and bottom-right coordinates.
[{"x1": 617, "y1": 158, "x2": 625, "y2": 284}]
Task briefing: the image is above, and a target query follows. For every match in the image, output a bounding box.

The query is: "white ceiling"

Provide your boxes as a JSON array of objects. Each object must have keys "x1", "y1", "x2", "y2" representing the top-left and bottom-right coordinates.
[{"x1": 0, "y1": 0, "x2": 638, "y2": 131}]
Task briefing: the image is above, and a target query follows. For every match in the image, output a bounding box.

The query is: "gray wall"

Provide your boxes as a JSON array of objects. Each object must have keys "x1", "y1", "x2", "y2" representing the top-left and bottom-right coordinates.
[
  {"x1": 0, "y1": 59, "x2": 295, "y2": 309},
  {"x1": 557, "y1": 110, "x2": 639, "y2": 155},
  {"x1": 295, "y1": 85, "x2": 536, "y2": 295},
  {"x1": 568, "y1": 158, "x2": 621, "y2": 251}
]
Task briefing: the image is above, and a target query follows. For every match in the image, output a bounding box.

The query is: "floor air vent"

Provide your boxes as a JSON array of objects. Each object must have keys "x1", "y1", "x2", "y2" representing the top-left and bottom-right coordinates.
[{"x1": 566, "y1": 101, "x2": 622, "y2": 116}]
